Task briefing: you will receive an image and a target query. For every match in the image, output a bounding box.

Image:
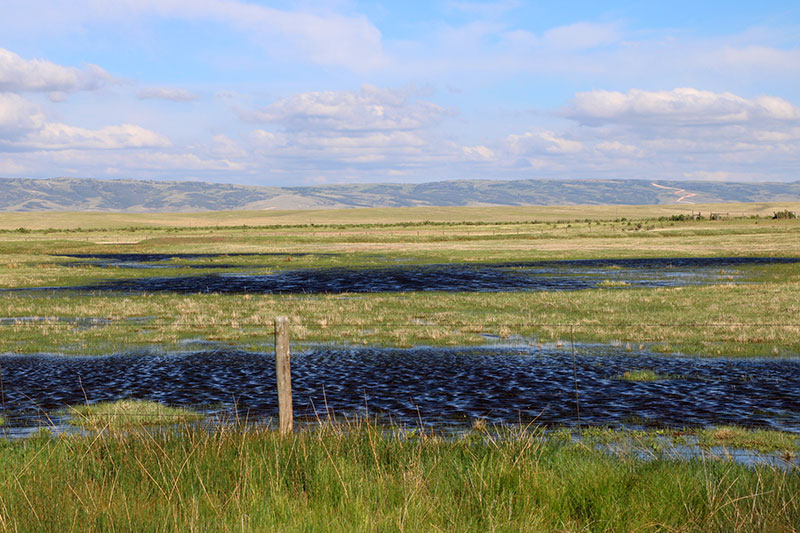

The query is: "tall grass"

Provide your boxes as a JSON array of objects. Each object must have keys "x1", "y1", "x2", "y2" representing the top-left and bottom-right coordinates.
[{"x1": 0, "y1": 422, "x2": 796, "y2": 531}]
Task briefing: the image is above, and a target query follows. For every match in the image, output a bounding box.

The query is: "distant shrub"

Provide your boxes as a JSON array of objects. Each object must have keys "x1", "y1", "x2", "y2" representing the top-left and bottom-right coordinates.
[{"x1": 773, "y1": 210, "x2": 797, "y2": 219}]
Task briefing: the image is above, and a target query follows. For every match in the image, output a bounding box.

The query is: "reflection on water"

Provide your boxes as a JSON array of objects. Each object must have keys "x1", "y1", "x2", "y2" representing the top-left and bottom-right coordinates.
[
  {"x1": 23, "y1": 256, "x2": 800, "y2": 294},
  {"x1": 1, "y1": 346, "x2": 798, "y2": 433}
]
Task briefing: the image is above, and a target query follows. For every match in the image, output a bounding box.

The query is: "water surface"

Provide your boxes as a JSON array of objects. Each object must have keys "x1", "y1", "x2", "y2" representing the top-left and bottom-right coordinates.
[
  {"x1": 1, "y1": 346, "x2": 797, "y2": 432},
  {"x1": 25, "y1": 256, "x2": 799, "y2": 294}
]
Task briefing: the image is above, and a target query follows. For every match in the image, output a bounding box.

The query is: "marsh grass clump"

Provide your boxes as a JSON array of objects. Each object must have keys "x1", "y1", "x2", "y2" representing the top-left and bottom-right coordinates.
[
  {"x1": 597, "y1": 279, "x2": 629, "y2": 287},
  {"x1": 67, "y1": 399, "x2": 203, "y2": 429},
  {"x1": 698, "y1": 426, "x2": 800, "y2": 453},
  {"x1": 616, "y1": 369, "x2": 674, "y2": 382}
]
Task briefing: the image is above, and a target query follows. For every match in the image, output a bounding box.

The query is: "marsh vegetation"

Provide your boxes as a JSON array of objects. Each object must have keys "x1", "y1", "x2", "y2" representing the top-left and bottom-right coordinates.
[{"x1": 0, "y1": 203, "x2": 798, "y2": 530}]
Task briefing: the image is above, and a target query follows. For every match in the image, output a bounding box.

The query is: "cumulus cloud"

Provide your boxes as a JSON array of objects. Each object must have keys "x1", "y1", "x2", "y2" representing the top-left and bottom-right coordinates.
[
  {"x1": 0, "y1": 93, "x2": 170, "y2": 152},
  {"x1": 565, "y1": 88, "x2": 800, "y2": 126},
  {"x1": 462, "y1": 145, "x2": 495, "y2": 160},
  {"x1": 137, "y1": 87, "x2": 199, "y2": 102},
  {"x1": 25, "y1": 123, "x2": 171, "y2": 150},
  {"x1": 0, "y1": 93, "x2": 46, "y2": 137},
  {"x1": 507, "y1": 131, "x2": 583, "y2": 155},
  {"x1": 0, "y1": 48, "x2": 112, "y2": 93},
  {"x1": 237, "y1": 86, "x2": 462, "y2": 171},
  {"x1": 241, "y1": 85, "x2": 449, "y2": 132}
]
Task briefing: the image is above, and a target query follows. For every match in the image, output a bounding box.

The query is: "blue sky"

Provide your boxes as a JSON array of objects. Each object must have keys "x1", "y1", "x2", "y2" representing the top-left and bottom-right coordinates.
[{"x1": 1, "y1": 0, "x2": 798, "y2": 185}]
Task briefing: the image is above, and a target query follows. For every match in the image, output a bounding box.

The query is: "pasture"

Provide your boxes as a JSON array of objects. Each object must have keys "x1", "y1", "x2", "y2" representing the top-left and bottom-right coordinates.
[{"x1": 0, "y1": 203, "x2": 798, "y2": 530}]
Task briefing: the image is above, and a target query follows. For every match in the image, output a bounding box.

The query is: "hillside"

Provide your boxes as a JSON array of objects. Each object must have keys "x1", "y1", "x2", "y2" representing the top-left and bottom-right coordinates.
[{"x1": 2, "y1": 177, "x2": 800, "y2": 212}]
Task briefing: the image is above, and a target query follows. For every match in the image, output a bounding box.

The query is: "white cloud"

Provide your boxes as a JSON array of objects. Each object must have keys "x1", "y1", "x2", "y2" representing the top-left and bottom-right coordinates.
[
  {"x1": 462, "y1": 145, "x2": 495, "y2": 160},
  {"x1": 1, "y1": 1, "x2": 386, "y2": 72},
  {"x1": 249, "y1": 130, "x2": 287, "y2": 149},
  {"x1": 241, "y1": 85, "x2": 450, "y2": 132},
  {"x1": 0, "y1": 93, "x2": 46, "y2": 137},
  {"x1": 207, "y1": 134, "x2": 247, "y2": 159},
  {"x1": 507, "y1": 131, "x2": 583, "y2": 155},
  {"x1": 137, "y1": 87, "x2": 199, "y2": 102},
  {"x1": 232, "y1": 86, "x2": 480, "y2": 177},
  {"x1": 565, "y1": 88, "x2": 800, "y2": 126},
  {"x1": 24, "y1": 123, "x2": 171, "y2": 150},
  {"x1": 0, "y1": 48, "x2": 112, "y2": 93},
  {"x1": 0, "y1": 93, "x2": 171, "y2": 152},
  {"x1": 596, "y1": 141, "x2": 643, "y2": 157}
]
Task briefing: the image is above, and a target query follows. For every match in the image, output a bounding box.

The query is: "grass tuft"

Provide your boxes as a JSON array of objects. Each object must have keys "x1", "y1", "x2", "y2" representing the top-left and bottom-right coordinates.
[
  {"x1": 698, "y1": 425, "x2": 800, "y2": 453},
  {"x1": 67, "y1": 399, "x2": 203, "y2": 429},
  {"x1": 615, "y1": 369, "x2": 674, "y2": 382}
]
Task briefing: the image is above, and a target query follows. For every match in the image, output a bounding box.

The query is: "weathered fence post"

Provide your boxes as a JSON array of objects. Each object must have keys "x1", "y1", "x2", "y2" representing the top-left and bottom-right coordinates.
[{"x1": 274, "y1": 316, "x2": 293, "y2": 435}]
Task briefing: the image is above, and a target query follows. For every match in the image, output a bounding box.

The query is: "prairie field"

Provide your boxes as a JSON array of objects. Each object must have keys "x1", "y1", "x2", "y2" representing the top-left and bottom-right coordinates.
[
  {"x1": 1, "y1": 203, "x2": 799, "y2": 531},
  {"x1": 1, "y1": 203, "x2": 799, "y2": 356}
]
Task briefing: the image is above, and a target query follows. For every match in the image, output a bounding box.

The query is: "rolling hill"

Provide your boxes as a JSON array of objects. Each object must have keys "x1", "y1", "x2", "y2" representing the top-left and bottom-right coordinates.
[{"x1": 2, "y1": 177, "x2": 800, "y2": 212}]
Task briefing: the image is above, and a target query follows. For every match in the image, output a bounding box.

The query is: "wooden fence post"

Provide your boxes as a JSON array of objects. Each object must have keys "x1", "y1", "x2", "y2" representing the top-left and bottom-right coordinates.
[{"x1": 274, "y1": 316, "x2": 293, "y2": 435}]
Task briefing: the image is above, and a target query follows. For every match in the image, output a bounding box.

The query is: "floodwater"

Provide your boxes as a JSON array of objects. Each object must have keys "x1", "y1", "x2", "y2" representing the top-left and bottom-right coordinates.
[
  {"x1": 57, "y1": 252, "x2": 333, "y2": 270},
  {"x1": 1, "y1": 346, "x2": 798, "y2": 433},
  {"x1": 30, "y1": 256, "x2": 800, "y2": 294}
]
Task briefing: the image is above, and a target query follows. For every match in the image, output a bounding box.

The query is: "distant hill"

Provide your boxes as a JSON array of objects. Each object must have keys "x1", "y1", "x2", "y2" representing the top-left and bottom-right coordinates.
[{"x1": 2, "y1": 177, "x2": 800, "y2": 212}]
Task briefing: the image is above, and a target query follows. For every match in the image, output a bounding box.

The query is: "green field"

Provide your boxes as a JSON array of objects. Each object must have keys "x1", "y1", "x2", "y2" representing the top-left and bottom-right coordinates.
[
  {"x1": 1, "y1": 203, "x2": 799, "y2": 356},
  {"x1": 1, "y1": 203, "x2": 799, "y2": 531}
]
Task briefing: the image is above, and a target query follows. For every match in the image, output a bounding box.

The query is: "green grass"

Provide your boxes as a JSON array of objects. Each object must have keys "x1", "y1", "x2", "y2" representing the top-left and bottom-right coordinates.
[
  {"x1": 555, "y1": 425, "x2": 799, "y2": 455},
  {"x1": 66, "y1": 399, "x2": 204, "y2": 429},
  {"x1": 1, "y1": 277, "x2": 798, "y2": 356},
  {"x1": 0, "y1": 423, "x2": 797, "y2": 531},
  {"x1": 0, "y1": 207, "x2": 798, "y2": 357},
  {"x1": 697, "y1": 426, "x2": 800, "y2": 454},
  {"x1": 616, "y1": 369, "x2": 674, "y2": 381},
  {"x1": 1, "y1": 206, "x2": 797, "y2": 530}
]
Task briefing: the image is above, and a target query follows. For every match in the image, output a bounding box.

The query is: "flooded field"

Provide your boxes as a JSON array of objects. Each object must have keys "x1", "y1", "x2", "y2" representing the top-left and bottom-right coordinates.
[
  {"x1": 31, "y1": 256, "x2": 800, "y2": 294},
  {"x1": 57, "y1": 252, "x2": 333, "y2": 270},
  {"x1": 1, "y1": 346, "x2": 798, "y2": 433}
]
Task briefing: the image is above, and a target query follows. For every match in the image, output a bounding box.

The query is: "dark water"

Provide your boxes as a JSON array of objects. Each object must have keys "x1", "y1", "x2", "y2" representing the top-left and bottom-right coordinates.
[
  {"x1": 28, "y1": 256, "x2": 800, "y2": 294},
  {"x1": 58, "y1": 252, "x2": 333, "y2": 261},
  {"x1": 57, "y1": 252, "x2": 332, "y2": 270},
  {"x1": 1, "y1": 346, "x2": 798, "y2": 432}
]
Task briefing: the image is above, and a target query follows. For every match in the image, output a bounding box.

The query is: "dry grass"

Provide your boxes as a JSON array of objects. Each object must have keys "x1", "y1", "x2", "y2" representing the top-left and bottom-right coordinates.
[{"x1": 1, "y1": 201, "x2": 799, "y2": 229}]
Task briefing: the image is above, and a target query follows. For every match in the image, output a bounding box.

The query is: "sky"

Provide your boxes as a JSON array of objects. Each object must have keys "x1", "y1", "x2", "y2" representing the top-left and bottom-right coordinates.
[{"x1": 0, "y1": 0, "x2": 799, "y2": 186}]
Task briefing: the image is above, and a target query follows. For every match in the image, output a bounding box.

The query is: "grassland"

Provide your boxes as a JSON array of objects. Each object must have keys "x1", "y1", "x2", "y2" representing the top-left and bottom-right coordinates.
[
  {"x1": 1, "y1": 200, "x2": 799, "y2": 229},
  {"x1": 0, "y1": 203, "x2": 798, "y2": 356},
  {"x1": 0, "y1": 423, "x2": 796, "y2": 531},
  {"x1": 1, "y1": 204, "x2": 799, "y2": 531}
]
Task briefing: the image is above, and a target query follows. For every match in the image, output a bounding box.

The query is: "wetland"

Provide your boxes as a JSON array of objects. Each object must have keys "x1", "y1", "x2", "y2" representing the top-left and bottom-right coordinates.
[
  {"x1": 1, "y1": 346, "x2": 799, "y2": 433},
  {"x1": 1, "y1": 205, "x2": 799, "y2": 530}
]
